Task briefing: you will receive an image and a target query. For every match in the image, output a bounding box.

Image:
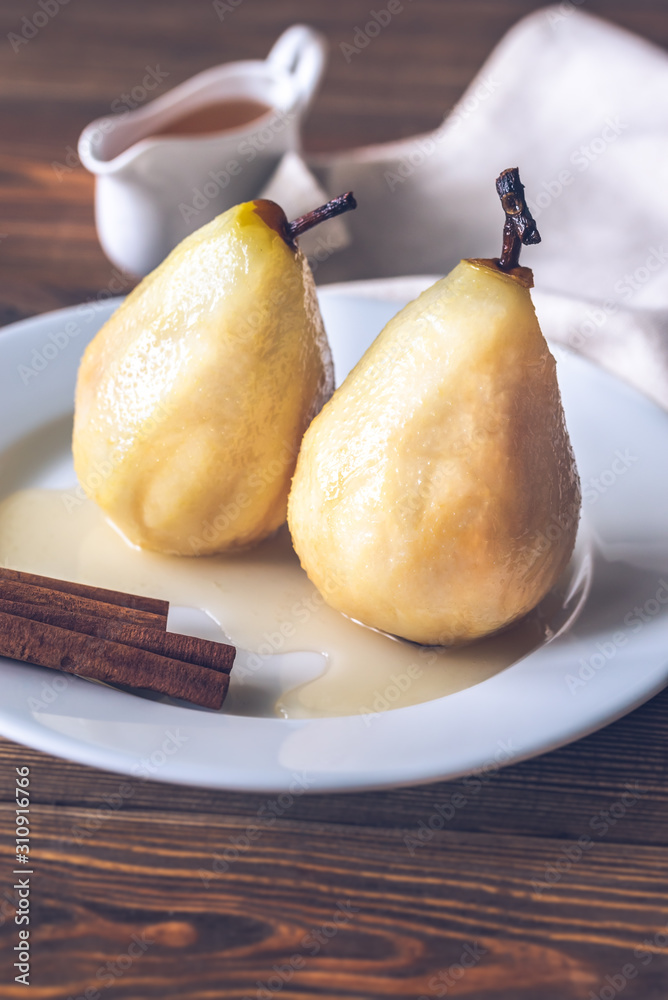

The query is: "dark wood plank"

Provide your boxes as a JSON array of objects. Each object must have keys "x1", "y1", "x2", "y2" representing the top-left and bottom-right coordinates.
[{"x1": 0, "y1": 805, "x2": 667, "y2": 999}]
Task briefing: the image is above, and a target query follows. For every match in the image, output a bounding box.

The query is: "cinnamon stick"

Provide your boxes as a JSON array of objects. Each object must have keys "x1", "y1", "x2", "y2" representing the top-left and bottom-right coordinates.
[
  {"x1": 0, "y1": 579, "x2": 166, "y2": 630},
  {"x1": 0, "y1": 610, "x2": 228, "y2": 709},
  {"x1": 0, "y1": 598, "x2": 234, "y2": 674},
  {"x1": 0, "y1": 567, "x2": 168, "y2": 619}
]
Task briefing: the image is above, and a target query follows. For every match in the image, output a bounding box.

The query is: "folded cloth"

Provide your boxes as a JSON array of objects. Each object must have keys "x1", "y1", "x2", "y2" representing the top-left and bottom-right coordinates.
[
  {"x1": 308, "y1": 6, "x2": 668, "y2": 296},
  {"x1": 280, "y1": 6, "x2": 668, "y2": 408}
]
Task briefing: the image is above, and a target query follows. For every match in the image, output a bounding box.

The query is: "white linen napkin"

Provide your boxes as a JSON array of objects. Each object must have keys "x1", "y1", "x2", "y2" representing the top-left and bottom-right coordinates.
[{"x1": 262, "y1": 6, "x2": 668, "y2": 409}]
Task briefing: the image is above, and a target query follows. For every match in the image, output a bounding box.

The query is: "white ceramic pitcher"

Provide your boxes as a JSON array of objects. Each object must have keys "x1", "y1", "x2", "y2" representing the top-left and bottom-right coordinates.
[{"x1": 78, "y1": 25, "x2": 327, "y2": 276}]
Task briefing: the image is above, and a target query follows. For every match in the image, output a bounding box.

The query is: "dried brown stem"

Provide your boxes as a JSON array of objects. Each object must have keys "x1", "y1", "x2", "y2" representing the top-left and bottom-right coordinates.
[
  {"x1": 287, "y1": 192, "x2": 357, "y2": 242},
  {"x1": 495, "y1": 168, "x2": 541, "y2": 271}
]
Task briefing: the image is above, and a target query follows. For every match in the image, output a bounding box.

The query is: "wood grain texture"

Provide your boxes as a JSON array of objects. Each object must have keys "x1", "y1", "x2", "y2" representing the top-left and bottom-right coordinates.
[
  {"x1": 0, "y1": 805, "x2": 667, "y2": 999},
  {"x1": 1, "y1": 1, "x2": 668, "y2": 996}
]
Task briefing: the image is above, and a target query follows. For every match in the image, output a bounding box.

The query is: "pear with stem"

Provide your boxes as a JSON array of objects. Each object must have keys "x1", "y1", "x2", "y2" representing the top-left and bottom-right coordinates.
[
  {"x1": 288, "y1": 169, "x2": 581, "y2": 646},
  {"x1": 73, "y1": 193, "x2": 356, "y2": 555}
]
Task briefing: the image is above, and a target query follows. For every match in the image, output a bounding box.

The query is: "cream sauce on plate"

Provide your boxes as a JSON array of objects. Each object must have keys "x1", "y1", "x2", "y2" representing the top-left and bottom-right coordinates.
[{"x1": 0, "y1": 488, "x2": 582, "y2": 719}]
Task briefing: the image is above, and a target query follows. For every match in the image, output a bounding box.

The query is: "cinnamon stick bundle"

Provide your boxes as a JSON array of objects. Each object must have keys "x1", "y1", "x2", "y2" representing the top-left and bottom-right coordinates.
[
  {"x1": 0, "y1": 579, "x2": 166, "y2": 630},
  {"x1": 0, "y1": 570, "x2": 235, "y2": 709},
  {"x1": 0, "y1": 598, "x2": 234, "y2": 674},
  {"x1": 0, "y1": 567, "x2": 169, "y2": 618},
  {"x1": 0, "y1": 611, "x2": 229, "y2": 709}
]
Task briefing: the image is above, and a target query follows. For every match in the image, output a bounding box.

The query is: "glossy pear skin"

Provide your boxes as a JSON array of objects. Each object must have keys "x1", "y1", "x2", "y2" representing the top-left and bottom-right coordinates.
[
  {"x1": 288, "y1": 259, "x2": 581, "y2": 645},
  {"x1": 73, "y1": 201, "x2": 333, "y2": 555}
]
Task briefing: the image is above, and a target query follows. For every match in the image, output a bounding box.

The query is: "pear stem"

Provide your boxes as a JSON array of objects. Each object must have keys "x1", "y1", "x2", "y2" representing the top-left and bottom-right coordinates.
[
  {"x1": 495, "y1": 168, "x2": 541, "y2": 271},
  {"x1": 286, "y1": 192, "x2": 357, "y2": 243}
]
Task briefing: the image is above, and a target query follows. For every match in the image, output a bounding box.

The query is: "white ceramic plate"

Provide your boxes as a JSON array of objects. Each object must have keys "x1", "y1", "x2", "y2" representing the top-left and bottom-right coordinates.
[{"x1": 1, "y1": 281, "x2": 667, "y2": 793}]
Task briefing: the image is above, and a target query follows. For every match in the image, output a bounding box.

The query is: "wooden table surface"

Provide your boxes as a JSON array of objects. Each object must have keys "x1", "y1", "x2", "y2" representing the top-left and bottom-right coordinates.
[{"x1": 1, "y1": 1, "x2": 667, "y2": 997}]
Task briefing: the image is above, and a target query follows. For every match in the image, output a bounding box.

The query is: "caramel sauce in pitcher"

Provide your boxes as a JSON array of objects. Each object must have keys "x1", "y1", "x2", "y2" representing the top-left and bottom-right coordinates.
[{"x1": 153, "y1": 99, "x2": 272, "y2": 137}]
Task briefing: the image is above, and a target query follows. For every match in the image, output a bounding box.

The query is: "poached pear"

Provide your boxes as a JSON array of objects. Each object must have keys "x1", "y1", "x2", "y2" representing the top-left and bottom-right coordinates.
[
  {"x1": 73, "y1": 194, "x2": 355, "y2": 555},
  {"x1": 288, "y1": 169, "x2": 581, "y2": 646}
]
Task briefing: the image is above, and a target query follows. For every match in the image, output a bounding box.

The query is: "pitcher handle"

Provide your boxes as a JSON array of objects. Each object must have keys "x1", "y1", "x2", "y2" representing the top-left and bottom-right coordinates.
[{"x1": 267, "y1": 25, "x2": 328, "y2": 111}]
